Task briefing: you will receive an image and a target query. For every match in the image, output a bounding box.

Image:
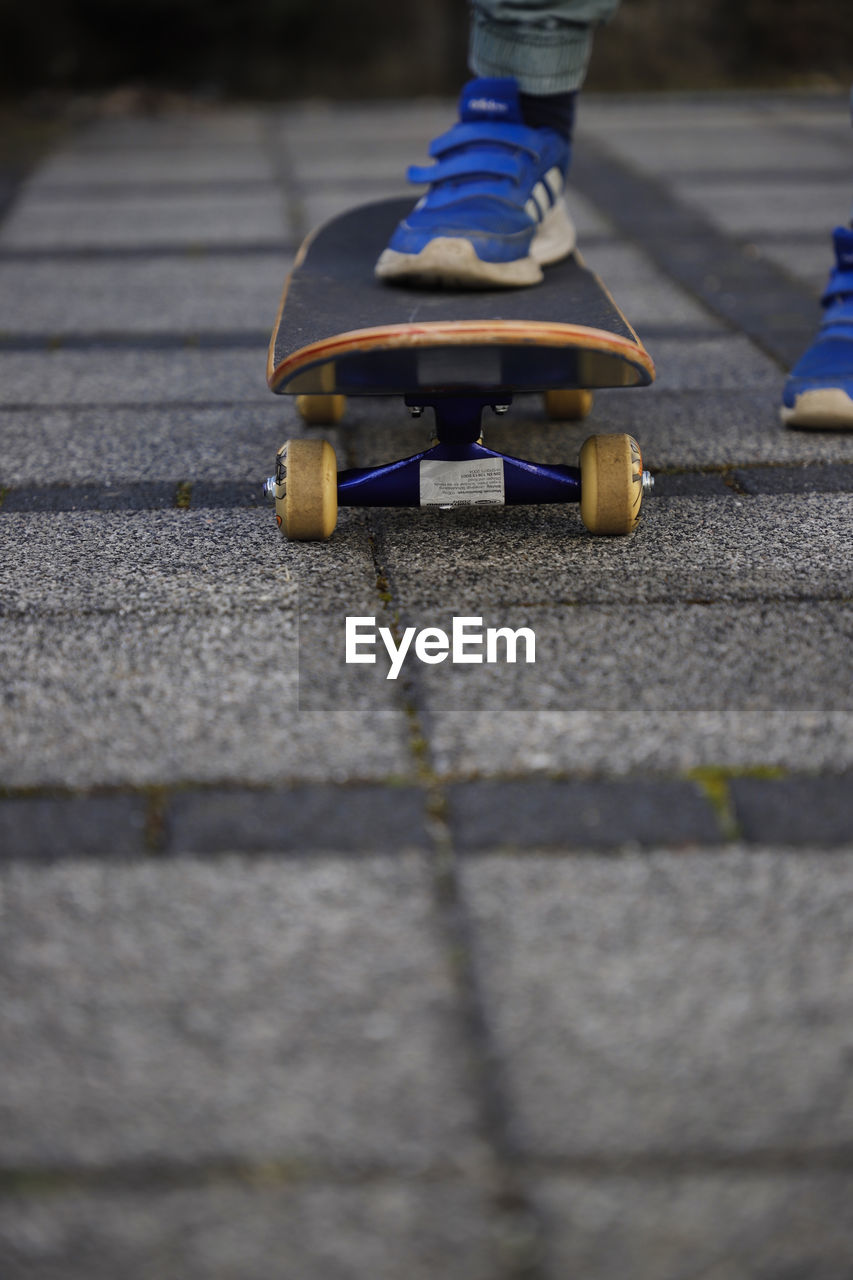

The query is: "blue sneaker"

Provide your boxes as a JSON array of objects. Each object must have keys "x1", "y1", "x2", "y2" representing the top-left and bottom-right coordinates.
[
  {"x1": 375, "y1": 77, "x2": 575, "y2": 288},
  {"x1": 781, "y1": 225, "x2": 853, "y2": 429}
]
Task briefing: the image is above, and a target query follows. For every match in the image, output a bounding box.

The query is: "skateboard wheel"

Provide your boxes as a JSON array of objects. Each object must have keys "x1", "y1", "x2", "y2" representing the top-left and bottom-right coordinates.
[
  {"x1": 579, "y1": 433, "x2": 644, "y2": 535},
  {"x1": 275, "y1": 438, "x2": 338, "y2": 540},
  {"x1": 544, "y1": 389, "x2": 593, "y2": 421},
  {"x1": 296, "y1": 394, "x2": 346, "y2": 425}
]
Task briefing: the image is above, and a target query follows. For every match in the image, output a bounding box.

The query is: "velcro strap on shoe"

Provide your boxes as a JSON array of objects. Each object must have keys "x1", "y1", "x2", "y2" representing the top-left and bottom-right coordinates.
[
  {"x1": 428, "y1": 121, "x2": 543, "y2": 160},
  {"x1": 408, "y1": 150, "x2": 523, "y2": 186},
  {"x1": 821, "y1": 266, "x2": 853, "y2": 304},
  {"x1": 405, "y1": 183, "x2": 524, "y2": 213}
]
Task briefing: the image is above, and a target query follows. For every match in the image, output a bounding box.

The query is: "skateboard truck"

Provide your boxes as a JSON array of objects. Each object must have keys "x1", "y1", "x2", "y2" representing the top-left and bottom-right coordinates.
[{"x1": 263, "y1": 394, "x2": 653, "y2": 539}]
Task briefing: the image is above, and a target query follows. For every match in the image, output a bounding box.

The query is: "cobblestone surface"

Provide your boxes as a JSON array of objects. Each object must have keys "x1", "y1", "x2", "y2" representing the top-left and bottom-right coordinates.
[{"x1": 1, "y1": 92, "x2": 851, "y2": 1278}]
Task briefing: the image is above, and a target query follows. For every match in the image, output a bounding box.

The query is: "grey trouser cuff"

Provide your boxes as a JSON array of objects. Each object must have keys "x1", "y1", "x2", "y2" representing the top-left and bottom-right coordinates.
[{"x1": 469, "y1": 0, "x2": 620, "y2": 94}]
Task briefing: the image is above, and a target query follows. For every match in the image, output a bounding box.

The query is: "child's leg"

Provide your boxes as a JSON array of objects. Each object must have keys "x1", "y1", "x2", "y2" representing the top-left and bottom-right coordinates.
[
  {"x1": 469, "y1": 0, "x2": 621, "y2": 95},
  {"x1": 375, "y1": 2, "x2": 621, "y2": 287}
]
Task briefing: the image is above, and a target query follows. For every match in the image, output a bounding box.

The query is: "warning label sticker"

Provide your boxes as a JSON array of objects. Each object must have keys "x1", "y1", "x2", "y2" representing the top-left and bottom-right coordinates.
[{"x1": 419, "y1": 457, "x2": 505, "y2": 507}]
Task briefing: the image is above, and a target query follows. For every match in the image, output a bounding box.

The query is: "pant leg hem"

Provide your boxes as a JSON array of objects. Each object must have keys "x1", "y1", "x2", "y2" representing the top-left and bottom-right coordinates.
[{"x1": 469, "y1": 14, "x2": 595, "y2": 93}]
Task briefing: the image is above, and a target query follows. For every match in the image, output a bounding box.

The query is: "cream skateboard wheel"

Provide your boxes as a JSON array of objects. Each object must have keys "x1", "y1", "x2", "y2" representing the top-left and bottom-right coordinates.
[
  {"x1": 579, "y1": 433, "x2": 644, "y2": 535},
  {"x1": 275, "y1": 438, "x2": 338, "y2": 540},
  {"x1": 296, "y1": 394, "x2": 346, "y2": 425},
  {"x1": 544, "y1": 389, "x2": 594, "y2": 421}
]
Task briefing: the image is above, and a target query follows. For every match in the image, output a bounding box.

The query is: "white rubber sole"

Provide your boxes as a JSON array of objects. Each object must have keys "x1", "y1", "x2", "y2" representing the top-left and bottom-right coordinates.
[
  {"x1": 375, "y1": 198, "x2": 576, "y2": 288},
  {"x1": 780, "y1": 387, "x2": 853, "y2": 429}
]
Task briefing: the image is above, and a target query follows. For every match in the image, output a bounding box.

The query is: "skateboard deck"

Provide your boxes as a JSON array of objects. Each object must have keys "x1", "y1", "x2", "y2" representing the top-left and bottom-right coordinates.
[
  {"x1": 267, "y1": 197, "x2": 655, "y2": 396},
  {"x1": 264, "y1": 198, "x2": 655, "y2": 541}
]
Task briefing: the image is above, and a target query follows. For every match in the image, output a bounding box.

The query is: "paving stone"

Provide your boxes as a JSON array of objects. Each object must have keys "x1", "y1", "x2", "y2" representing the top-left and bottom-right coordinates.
[
  {"x1": 0, "y1": 509, "x2": 374, "y2": 617},
  {"x1": 533, "y1": 1172, "x2": 853, "y2": 1280},
  {"x1": 0, "y1": 507, "x2": 403, "y2": 787},
  {"x1": 733, "y1": 462, "x2": 853, "y2": 494},
  {"x1": 65, "y1": 110, "x2": 270, "y2": 152},
  {"x1": 2, "y1": 95, "x2": 853, "y2": 1246},
  {"x1": 0, "y1": 350, "x2": 268, "y2": 406},
  {"x1": 26, "y1": 146, "x2": 274, "y2": 190},
  {"x1": 448, "y1": 778, "x2": 720, "y2": 848},
  {"x1": 460, "y1": 848, "x2": 853, "y2": 1158},
  {"x1": 631, "y1": 336, "x2": 782, "y2": 392},
  {"x1": 592, "y1": 123, "x2": 851, "y2": 176},
  {"x1": 370, "y1": 492, "x2": 852, "y2": 611},
  {"x1": 18, "y1": 399, "x2": 280, "y2": 491},
  {"x1": 674, "y1": 177, "x2": 853, "y2": 238},
  {"x1": 415, "y1": 601, "x2": 850, "y2": 712},
  {"x1": 0, "y1": 190, "x2": 288, "y2": 251},
  {"x1": 0, "y1": 856, "x2": 483, "y2": 1172},
  {"x1": 0, "y1": 1181, "x2": 514, "y2": 1280},
  {"x1": 649, "y1": 470, "x2": 731, "y2": 497},
  {"x1": 0, "y1": 794, "x2": 148, "y2": 860},
  {"x1": 0, "y1": 254, "x2": 287, "y2": 335},
  {"x1": 428, "y1": 708, "x2": 853, "y2": 779},
  {"x1": 730, "y1": 773, "x2": 853, "y2": 845},
  {"x1": 166, "y1": 784, "x2": 430, "y2": 853},
  {"x1": 1, "y1": 482, "x2": 178, "y2": 512},
  {"x1": 585, "y1": 388, "x2": 853, "y2": 468},
  {"x1": 754, "y1": 236, "x2": 836, "y2": 293}
]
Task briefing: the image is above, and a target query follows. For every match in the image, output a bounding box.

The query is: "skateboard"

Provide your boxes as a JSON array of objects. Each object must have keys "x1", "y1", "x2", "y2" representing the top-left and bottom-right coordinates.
[{"x1": 265, "y1": 197, "x2": 655, "y2": 540}]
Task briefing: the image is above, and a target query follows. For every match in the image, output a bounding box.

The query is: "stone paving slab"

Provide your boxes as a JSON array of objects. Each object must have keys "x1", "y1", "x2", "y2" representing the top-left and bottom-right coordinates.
[
  {"x1": 673, "y1": 177, "x2": 853, "y2": 239},
  {"x1": 369, "y1": 492, "x2": 852, "y2": 609},
  {"x1": 0, "y1": 856, "x2": 482, "y2": 1172},
  {"x1": 25, "y1": 147, "x2": 275, "y2": 190},
  {"x1": 460, "y1": 848, "x2": 853, "y2": 1158},
  {"x1": 2, "y1": 93, "x2": 852, "y2": 1280},
  {"x1": 730, "y1": 773, "x2": 853, "y2": 845},
  {"x1": 165, "y1": 784, "x2": 431, "y2": 853},
  {"x1": 0, "y1": 191, "x2": 288, "y2": 251},
  {"x1": 0, "y1": 406, "x2": 288, "y2": 485},
  {"x1": 323, "y1": 600, "x2": 850, "y2": 718},
  {"x1": 581, "y1": 122, "x2": 851, "y2": 177},
  {"x1": 756, "y1": 236, "x2": 839, "y2": 292},
  {"x1": 0, "y1": 350, "x2": 268, "y2": 406},
  {"x1": 0, "y1": 509, "x2": 373, "y2": 616},
  {"x1": 0, "y1": 508, "x2": 408, "y2": 787},
  {"x1": 0, "y1": 254, "x2": 287, "y2": 335},
  {"x1": 448, "y1": 778, "x2": 719, "y2": 847},
  {"x1": 625, "y1": 336, "x2": 782, "y2": 391},
  {"x1": 61, "y1": 110, "x2": 270, "y2": 151},
  {"x1": 0, "y1": 794, "x2": 149, "y2": 860},
  {"x1": 0, "y1": 1181, "x2": 512, "y2": 1280},
  {"x1": 428, "y1": 708, "x2": 853, "y2": 779},
  {"x1": 533, "y1": 1172, "x2": 853, "y2": 1280},
  {"x1": 583, "y1": 387, "x2": 853, "y2": 467}
]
